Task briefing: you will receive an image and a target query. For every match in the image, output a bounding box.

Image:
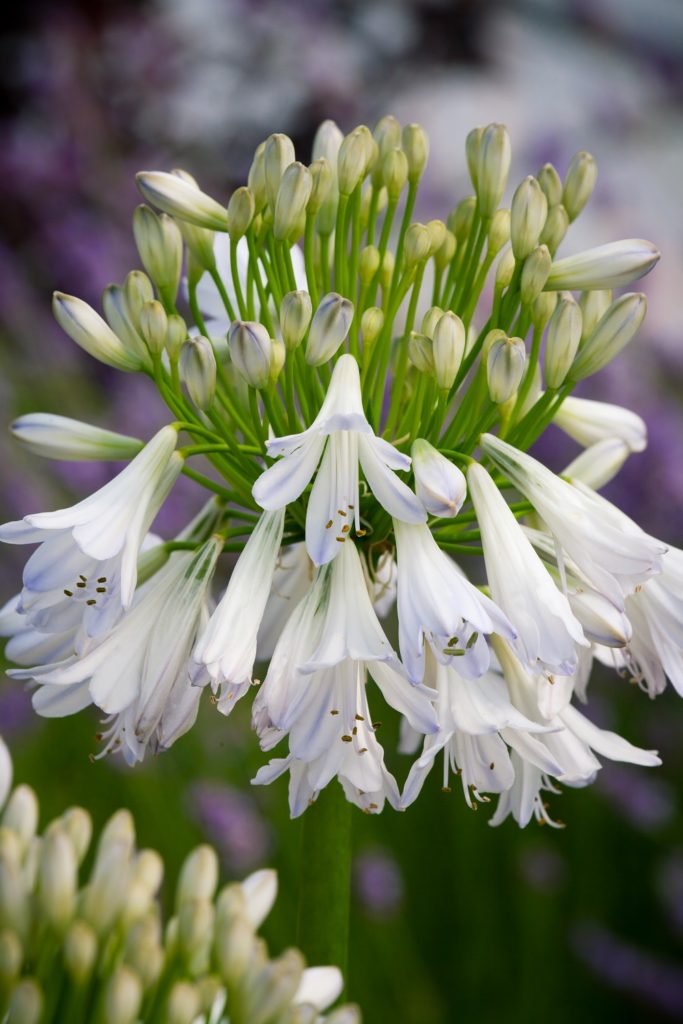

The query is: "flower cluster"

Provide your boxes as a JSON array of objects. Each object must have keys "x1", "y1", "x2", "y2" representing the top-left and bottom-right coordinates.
[
  {"x1": 0, "y1": 743, "x2": 358, "y2": 1024},
  {"x1": 0, "y1": 115, "x2": 674, "y2": 825}
]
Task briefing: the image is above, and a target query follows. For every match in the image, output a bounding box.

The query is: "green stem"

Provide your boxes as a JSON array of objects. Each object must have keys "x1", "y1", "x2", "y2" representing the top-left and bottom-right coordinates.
[{"x1": 297, "y1": 784, "x2": 352, "y2": 980}]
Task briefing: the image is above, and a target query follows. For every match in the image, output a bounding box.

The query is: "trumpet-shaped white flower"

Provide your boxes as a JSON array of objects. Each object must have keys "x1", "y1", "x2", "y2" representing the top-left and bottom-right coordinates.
[
  {"x1": 192, "y1": 509, "x2": 285, "y2": 714},
  {"x1": 481, "y1": 433, "x2": 665, "y2": 607},
  {"x1": 252, "y1": 540, "x2": 438, "y2": 815},
  {"x1": 468, "y1": 463, "x2": 587, "y2": 675},
  {"x1": 10, "y1": 540, "x2": 221, "y2": 763},
  {"x1": 553, "y1": 395, "x2": 647, "y2": 453},
  {"x1": 0, "y1": 427, "x2": 182, "y2": 647},
  {"x1": 253, "y1": 355, "x2": 426, "y2": 565},
  {"x1": 393, "y1": 520, "x2": 515, "y2": 683}
]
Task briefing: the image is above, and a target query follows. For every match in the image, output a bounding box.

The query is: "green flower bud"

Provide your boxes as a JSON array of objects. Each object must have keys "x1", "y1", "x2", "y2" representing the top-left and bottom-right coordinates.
[
  {"x1": 545, "y1": 293, "x2": 583, "y2": 388},
  {"x1": 139, "y1": 300, "x2": 168, "y2": 356},
  {"x1": 168, "y1": 169, "x2": 217, "y2": 270},
  {"x1": 562, "y1": 150, "x2": 597, "y2": 221},
  {"x1": 537, "y1": 163, "x2": 563, "y2": 207},
  {"x1": 227, "y1": 186, "x2": 255, "y2": 240},
  {"x1": 578, "y1": 289, "x2": 612, "y2": 341},
  {"x1": 53, "y1": 292, "x2": 142, "y2": 373},
  {"x1": 486, "y1": 336, "x2": 526, "y2": 404},
  {"x1": 228, "y1": 321, "x2": 272, "y2": 389},
  {"x1": 434, "y1": 230, "x2": 456, "y2": 270},
  {"x1": 540, "y1": 202, "x2": 569, "y2": 255},
  {"x1": 380, "y1": 251, "x2": 395, "y2": 291},
  {"x1": 404, "y1": 223, "x2": 431, "y2": 266},
  {"x1": 0, "y1": 929, "x2": 22, "y2": 987},
  {"x1": 570, "y1": 293, "x2": 647, "y2": 380},
  {"x1": 381, "y1": 147, "x2": 409, "y2": 200},
  {"x1": 124, "y1": 271, "x2": 155, "y2": 324},
  {"x1": 166, "y1": 981, "x2": 202, "y2": 1024},
  {"x1": 265, "y1": 133, "x2": 296, "y2": 208},
  {"x1": 520, "y1": 244, "x2": 551, "y2": 305},
  {"x1": 530, "y1": 290, "x2": 557, "y2": 330},
  {"x1": 466, "y1": 126, "x2": 484, "y2": 191},
  {"x1": 546, "y1": 240, "x2": 659, "y2": 291},
  {"x1": 7, "y1": 978, "x2": 43, "y2": 1024},
  {"x1": 180, "y1": 337, "x2": 217, "y2": 409},
  {"x1": 402, "y1": 123, "x2": 429, "y2": 181},
  {"x1": 495, "y1": 248, "x2": 516, "y2": 290},
  {"x1": 63, "y1": 920, "x2": 98, "y2": 985},
  {"x1": 487, "y1": 208, "x2": 511, "y2": 257},
  {"x1": 132, "y1": 206, "x2": 182, "y2": 304},
  {"x1": 307, "y1": 157, "x2": 333, "y2": 215},
  {"x1": 421, "y1": 306, "x2": 444, "y2": 339},
  {"x1": 305, "y1": 293, "x2": 354, "y2": 366},
  {"x1": 408, "y1": 332, "x2": 435, "y2": 377},
  {"x1": 280, "y1": 291, "x2": 313, "y2": 350},
  {"x1": 357, "y1": 245, "x2": 379, "y2": 285},
  {"x1": 248, "y1": 142, "x2": 268, "y2": 213},
  {"x1": 373, "y1": 114, "x2": 402, "y2": 157},
  {"x1": 426, "y1": 219, "x2": 447, "y2": 257},
  {"x1": 433, "y1": 312, "x2": 466, "y2": 390},
  {"x1": 270, "y1": 337, "x2": 286, "y2": 382},
  {"x1": 274, "y1": 163, "x2": 312, "y2": 241},
  {"x1": 360, "y1": 306, "x2": 384, "y2": 346},
  {"x1": 338, "y1": 128, "x2": 369, "y2": 196},
  {"x1": 136, "y1": 171, "x2": 227, "y2": 230},
  {"x1": 476, "y1": 123, "x2": 511, "y2": 219},
  {"x1": 165, "y1": 313, "x2": 188, "y2": 359},
  {"x1": 511, "y1": 176, "x2": 548, "y2": 260},
  {"x1": 10, "y1": 415, "x2": 143, "y2": 463},
  {"x1": 104, "y1": 966, "x2": 143, "y2": 1024}
]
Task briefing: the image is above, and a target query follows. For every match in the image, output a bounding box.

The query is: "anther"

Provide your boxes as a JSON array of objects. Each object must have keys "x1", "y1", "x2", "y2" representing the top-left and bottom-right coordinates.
[
  {"x1": 338, "y1": 509, "x2": 347, "y2": 517},
  {"x1": 97, "y1": 576, "x2": 107, "y2": 583},
  {"x1": 64, "y1": 589, "x2": 73, "y2": 597},
  {"x1": 336, "y1": 536, "x2": 346, "y2": 542},
  {"x1": 341, "y1": 735, "x2": 353, "y2": 743},
  {"x1": 76, "y1": 581, "x2": 87, "y2": 589},
  {"x1": 86, "y1": 599, "x2": 97, "y2": 606},
  {"x1": 341, "y1": 525, "x2": 350, "y2": 533},
  {"x1": 355, "y1": 714, "x2": 364, "y2": 721},
  {"x1": 326, "y1": 520, "x2": 333, "y2": 529},
  {"x1": 330, "y1": 709, "x2": 340, "y2": 715},
  {"x1": 96, "y1": 587, "x2": 106, "y2": 593}
]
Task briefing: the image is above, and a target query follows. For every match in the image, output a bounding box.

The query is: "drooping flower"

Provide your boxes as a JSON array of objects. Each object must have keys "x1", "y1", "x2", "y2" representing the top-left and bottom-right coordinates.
[
  {"x1": 253, "y1": 354, "x2": 426, "y2": 565},
  {"x1": 0, "y1": 426, "x2": 183, "y2": 647},
  {"x1": 553, "y1": 394, "x2": 647, "y2": 453}
]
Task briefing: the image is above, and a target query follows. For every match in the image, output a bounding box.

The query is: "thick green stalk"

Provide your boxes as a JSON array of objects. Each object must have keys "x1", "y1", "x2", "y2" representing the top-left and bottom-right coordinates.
[{"x1": 297, "y1": 784, "x2": 352, "y2": 980}]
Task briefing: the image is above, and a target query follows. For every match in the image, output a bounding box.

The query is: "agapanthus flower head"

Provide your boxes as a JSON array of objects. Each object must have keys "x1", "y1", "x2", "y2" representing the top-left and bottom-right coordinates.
[{"x1": 1, "y1": 111, "x2": 673, "y2": 825}]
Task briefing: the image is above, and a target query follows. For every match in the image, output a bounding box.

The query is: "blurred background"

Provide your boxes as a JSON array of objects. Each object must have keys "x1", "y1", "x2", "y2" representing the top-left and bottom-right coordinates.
[{"x1": 2, "y1": 1, "x2": 683, "y2": 1020}]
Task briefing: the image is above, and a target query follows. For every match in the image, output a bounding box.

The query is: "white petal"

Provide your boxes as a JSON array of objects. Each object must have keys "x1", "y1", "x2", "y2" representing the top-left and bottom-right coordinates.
[
  {"x1": 240, "y1": 868, "x2": 278, "y2": 929},
  {"x1": 358, "y1": 436, "x2": 426, "y2": 524}
]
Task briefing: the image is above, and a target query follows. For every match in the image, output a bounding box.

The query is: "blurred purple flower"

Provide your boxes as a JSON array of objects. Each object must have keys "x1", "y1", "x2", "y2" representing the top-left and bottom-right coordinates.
[
  {"x1": 655, "y1": 850, "x2": 683, "y2": 939},
  {"x1": 597, "y1": 763, "x2": 675, "y2": 832},
  {"x1": 0, "y1": 685, "x2": 35, "y2": 740},
  {"x1": 354, "y1": 847, "x2": 404, "y2": 918},
  {"x1": 187, "y1": 781, "x2": 271, "y2": 873},
  {"x1": 519, "y1": 844, "x2": 566, "y2": 892}
]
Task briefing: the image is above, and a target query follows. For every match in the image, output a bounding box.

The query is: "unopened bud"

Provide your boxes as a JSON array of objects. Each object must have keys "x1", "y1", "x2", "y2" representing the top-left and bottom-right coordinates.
[
  {"x1": 402, "y1": 123, "x2": 429, "y2": 181},
  {"x1": 53, "y1": 292, "x2": 142, "y2": 372},
  {"x1": 404, "y1": 223, "x2": 431, "y2": 266},
  {"x1": 537, "y1": 163, "x2": 563, "y2": 207},
  {"x1": 579, "y1": 290, "x2": 612, "y2": 341},
  {"x1": 38, "y1": 827, "x2": 77, "y2": 933},
  {"x1": 487, "y1": 208, "x2": 510, "y2": 257},
  {"x1": 520, "y1": 244, "x2": 551, "y2": 305},
  {"x1": 136, "y1": 171, "x2": 227, "y2": 230},
  {"x1": 179, "y1": 899, "x2": 214, "y2": 976},
  {"x1": 180, "y1": 336, "x2": 217, "y2": 408},
  {"x1": 10, "y1": 414, "x2": 142, "y2": 462},
  {"x1": 487, "y1": 336, "x2": 526, "y2": 403},
  {"x1": 227, "y1": 186, "x2": 255, "y2": 240},
  {"x1": 264, "y1": 134, "x2": 295, "y2": 208},
  {"x1": 312, "y1": 121, "x2": 343, "y2": 235},
  {"x1": 546, "y1": 239, "x2": 659, "y2": 291},
  {"x1": 408, "y1": 332, "x2": 434, "y2": 376},
  {"x1": 307, "y1": 158, "x2": 333, "y2": 215},
  {"x1": 326, "y1": 1006, "x2": 362, "y2": 1024},
  {"x1": 104, "y1": 966, "x2": 143, "y2": 1024},
  {"x1": 228, "y1": 321, "x2": 272, "y2": 389},
  {"x1": 167, "y1": 981, "x2": 202, "y2": 1024},
  {"x1": 538, "y1": 204, "x2": 568, "y2": 256},
  {"x1": 360, "y1": 307, "x2": 384, "y2": 346},
  {"x1": 466, "y1": 126, "x2": 484, "y2": 191},
  {"x1": 544, "y1": 294, "x2": 582, "y2": 388},
  {"x1": 274, "y1": 163, "x2": 312, "y2": 241},
  {"x1": 562, "y1": 151, "x2": 598, "y2": 221},
  {"x1": 248, "y1": 142, "x2": 268, "y2": 212},
  {"x1": 554, "y1": 394, "x2": 647, "y2": 453},
  {"x1": 412, "y1": 439, "x2": 467, "y2": 518},
  {"x1": 63, "y1": 919, "x2": 98, "y2": 984},
  {"x1": 0, "y1": 929, "x2": 22, "y2": 987},
  {"x1": 240, "y1": 869, "x2": 279, "y2": 929},
  {"x1": 511, "y1": 176, "x2": 548, "y2": 260},
  {"x1": 125, "y1": 914, "x2": 164, "y2": 988},
  {"x1": 165, "y1": 313, "x2": 188, "y2": 359},
  {"x1": 139, "y1": 300, "x2": 168, "y2": 355},
  {"x1": 570, "y1": 293, "x2": 647, "y2": 380},
  {"x1": 476, "y1": 124, "x2": 511, "y2": 219},
  {"x1": 433, "y1": 312, "x2": 466, "y2": 390},
  {"x1": 359, "y1": 245, "x2": 381, "y2": 284},
  {"x1": 449, "y1": 196, "x2": 476, "y2": 243},
  {"x1": 434, "y1": 230, "x2": 456, "y2": 270},
  {"x1": 381, "y1": 148, "x2": 409, "y2": 200},
  {"x1": 421, "y1": 306, "x2": 444, "y2": 339},
  {"x1": 270, "y1": 337, "x2": 285, "y2": 382},
  {"x1": 426, "y1": 219, "x2": 447, "y2": 257},
  {"x1": 338, "y1": 128, "x2": 368, "y2": 196},
  {"x1": 2, "y1": 786, "x2": 38, "y2": 852},
  {"x1": 495, "y1": 248, "x2": 516, "y2": 290},
  {"x1": 305, "y1": 293, "x2": 354, "y2": 366},
  {"x1": 373, "y1": 114, "x2": 402, "y2": 157},
  {"x1": 132, "y1": 206, "x2": 183, "y2": 304},
  {"x1": 215, "y1": 914, "x2": 255, "y2": 985},
  {"x1": 530, "y1": 291, "x2": 556, "y2": 331},
  {"x1": 280, "y1": 291, "x2": 312, "y2": 351},
  {"x1": 7, "y1": 978, "x2": 43, "y2": 1024},
  {"x1": 380, "y1": 251, "x2": 395, "y2": 291}
]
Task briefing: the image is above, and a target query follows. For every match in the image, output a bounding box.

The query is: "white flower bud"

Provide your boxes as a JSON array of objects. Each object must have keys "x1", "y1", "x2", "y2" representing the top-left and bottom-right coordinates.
[
  {"x1": 270, "y1": 337, "x2": 286, "y2": 382},
  {"x1": 537, "y1": 163, "x2": 563, "y2": 207},
  {"x1": 53, "y1": 292, "x2": 142, "y2": 372},
  {"x1": 100, "y1": 284, "x2": 148, "y2": 365},
  {"x1": 562, "y1": 150, "x2": 598, "y2": 221},
  {"x1": 0, "y1": 929, "x2": 22, "y2": 986},
  {"x1": 487, "y1": 336, "x2": 526, "y2": 404},
  {"x1": 274, "y1": 163, "x2": 312, "y2": 241},
  {"x1": 408, "y1": 332, "x2": 435, "y2": 377},
  {"x1": 476, "y1": 123, "x2": 511, "y2": 219},
  {"x1": 2, "y1": 785, "x2": 38, "y2": 853},
  {"x1": 530, "y1": 291, "x2": 557, "y2": 330},
  {"x1": 520, "y1": 244, "x2": 551, "y2": 305},
  {"x1": 104, "y1": 966, "x2": 143, "y2": 1024},
  {"x1": 227, "y1": 186, "x2": 255, "y2": 240},
  {"x1": 139, "y1": 300, "x2": 168, "y2": 355},
  {"x1": 245, "y1": 949, "x2": 306, "y2": 1024},
  {"x1": 546, "y1": 239, "x2": 660, "y2": 291},
  {"x1": 7, "y1": 978, "x2": 43, "y2": 1024},
  {"x1": 239, "y1": 868, "x2": 278, "y2": 930},
  {"x1": 563, "y1": 439, "x2": 632, "y2": 491},
  {"x1": 132, "y1": 206, "x2": 183, "y2": 303},
  {"x1": 402, "y1": 123, "x2": 429, "y2": 181},
  {"x1": 305, "y1": 293, "x2": 353, "y2": 366},
  {"x1": 382, "y1": 148, "x2": 409, "y2": 199},
  {"x1": 450, "y1": 196, "x2": 476, "y2": 243},
  {"x1": 131, "y1": 849, "x2": 164, "y2": 898},
  {"x1": 166, "y1": 313, "x2": 188, "y2": 359},
  {"x1": 487, "y1": 208, "x2": 510, "y2": 256},
  {"x1": 215, "y1": 914, "x2": 255, "y2": 985},
  {"x1": 433, "y1": 311, "x2": 466, "y2": 390},
  {"x1": 338, "y1": 129, "x2": 368, "y2": 196},
  {"x1": 10, "y1": 414, "x2": 142, "y2": 462},
  {"x1": 307, "y1": 157, "x2": 333, "y2": 214},
  {"x1": 280, "y1": 291, "x2": 312, "y2": 351},
  {"x1": 544, "y1": 294, "x2": 582, "y2": 388},
  {"x1": 495, "y1": 248, "x2": 515, "y2": 290},
  {"x1": 229, "y1": 321, "x2": 272, "y2": 388},
  {"x1": 180, "y1": 336, "x2": 217, "y2": 408},
  {"x1": 373, "y1": 114, "x2": 402, "y2": 158},
  {"x1": 248, "y1": 142, "x2": 268, "y2": 212},
  {"x1": 0, "y1": 849, "x2": 29, "y2": 938},
  {"x1": 466, "y1": 125, "x2": 484, "y2": 190},
  {"x1": 553, "y1": 394, "x2": 647, "y2": 452},
  {"x1": 434, "y1": 229, "x2": 456, "y2": 270},
  {"x1": 359, "y1": 245, "x2": 381, "y2": 285},
  {"x1": 326, "y1": 1007, "x2": 362, "y2": 1024},
  {"x1": 511, "y1": 176, "x2": 548, "y2": 260},
  {"x1": 404, "y1": 223, "x2": 431, "y2": 266},
  {"x1": 63, "y1": 919, "x2": 98, "y2": 985},
  {"x1": 125, "y1": 914, "x2": 164, "y2": 989},
  {"x1": 540, "y1": 203, "x2": 569, "y2": 254},
  {"x1": 136, "y1": 171, "x2": 227, "y2": 230},
  {"x1": 426, "y1": 219, "x2": 447, "y2": 258},
  {"x1": 360, "y1": 306, "x2": 384, "y2": 346},
  {"x1": 178, "y1": 899, "x2": 215, "y2": 976},
  {"x1": 265, "y1": 134, "x2": 296, "y2": 208},
  {"x1": 167, "y1": 981, "x2": 202, "y2": 1024},
  {"x1": 578, "y1": 290, "x2": 612, "y2": 341},
  {"x1": 569, "y1": 293, "x2": 647, "y2": 380},
  {"x1": 412, "y1": 439, "x2": 466, "y2": 518},
  {"x1": 312, "y1": 121, "x2": 343, "y2": 235},
  {"x1": 380, "y1": 250, "x2": 395, "y2": 291},
  {"x1": 38, "y1": 826, "x2": 77, "y2": 933},
  {"x1": 421, "y1": 306, "x2": 444, "y2": 339}
]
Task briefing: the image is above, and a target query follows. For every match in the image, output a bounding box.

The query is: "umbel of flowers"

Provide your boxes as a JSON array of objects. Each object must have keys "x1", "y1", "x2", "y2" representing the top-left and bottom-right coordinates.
[
  {"x1": 0, "y1": 114, "x2": 672, "y2": 827},
  {"x1": 0, "y1": 737, "x2": 358, "y2": 1024}
]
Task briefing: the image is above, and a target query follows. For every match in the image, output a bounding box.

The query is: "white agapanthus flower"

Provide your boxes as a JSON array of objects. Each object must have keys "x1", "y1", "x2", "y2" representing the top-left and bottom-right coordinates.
[
  {"x1": 467, "y1": 463, "x2": 587, "y2": 675},
  {"x1": 393, "y1": 520, "x2": 515, "y2": 684},
  {"x1": 553, "y1": 394, "x2": 647, "y2": 452},
  {"x1": 252, "y1": 539, "x2": 438, "y2": 815},
  {"x1": 252, "y1": 354, "x2": 426, "y2": 565},
  {"x1": 0, "y1": 426, "x2": 182, "y2": 647},
  {"x1": 10, "y1": 539, "x2": 221, "y2": 763}
]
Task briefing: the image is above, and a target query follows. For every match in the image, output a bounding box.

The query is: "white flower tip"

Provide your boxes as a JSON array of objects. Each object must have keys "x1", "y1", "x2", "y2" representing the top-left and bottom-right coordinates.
[
  {"x1": 295, "y1": 966, "x2": 344, "y2": 1010},
  {"x1": 240, "y1": 867, "x2": 278, "y2": 929}
]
